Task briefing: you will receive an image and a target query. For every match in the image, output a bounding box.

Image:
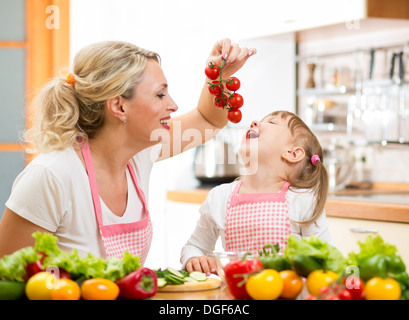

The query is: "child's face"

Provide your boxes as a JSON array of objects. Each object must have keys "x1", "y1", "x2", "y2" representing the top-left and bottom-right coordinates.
[{"x1": 238, "y1": 113, "x2": 294, "y2": 167}]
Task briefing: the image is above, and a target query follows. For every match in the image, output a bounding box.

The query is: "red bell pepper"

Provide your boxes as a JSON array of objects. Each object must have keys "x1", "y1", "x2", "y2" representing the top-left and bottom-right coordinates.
[
  {"x1": 223, "y1": 252, "x2": 263, "y2": 299},
  {"x1": 116, "y1": 267, "x2": 157, "y2": 299},
  {"x1": 25, "y1": 252, "x2": 46, "y2": 279},
  {"x1": 25, "y1": 252, "x2": 71, "y2": 280}
]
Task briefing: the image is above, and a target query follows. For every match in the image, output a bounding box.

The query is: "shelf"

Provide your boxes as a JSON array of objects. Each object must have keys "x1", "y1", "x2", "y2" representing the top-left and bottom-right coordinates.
[
  {"x1": 297, "y1": 86, "x2": 355, "y2": 96},
  {"x1": 311, "y1": 123, "x2": 347, "y2": 132}
]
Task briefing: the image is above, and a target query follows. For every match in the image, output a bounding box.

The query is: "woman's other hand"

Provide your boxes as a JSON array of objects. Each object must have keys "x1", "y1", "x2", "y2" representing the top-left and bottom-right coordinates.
[
  {"x1": 185, "y1": 255, "x2": 218, "y2": 276},
  {"x1": 207, "y1": 38, "x2": 256, "y2": 79}
]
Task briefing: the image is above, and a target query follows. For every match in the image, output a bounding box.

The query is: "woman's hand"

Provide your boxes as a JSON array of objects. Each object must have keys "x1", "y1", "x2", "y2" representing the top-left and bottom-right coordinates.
[
  {"x1": 185, "y1": 255, "x2": 218, "y2": 276},
  {"x1": 207, "y1": 38, "x2": 256, "y2": 79}
]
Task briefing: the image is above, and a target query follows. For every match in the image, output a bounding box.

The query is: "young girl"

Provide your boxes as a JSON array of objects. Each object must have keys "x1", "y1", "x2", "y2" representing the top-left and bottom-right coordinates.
[{"x1": 181, "y1": 110, "x2": 333, "y2": 275}]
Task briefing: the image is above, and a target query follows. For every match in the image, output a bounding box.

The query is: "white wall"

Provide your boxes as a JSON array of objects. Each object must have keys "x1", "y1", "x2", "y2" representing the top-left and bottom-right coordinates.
[{"x1": 70, "y1": 0, "x2": 296, "y2": 268}]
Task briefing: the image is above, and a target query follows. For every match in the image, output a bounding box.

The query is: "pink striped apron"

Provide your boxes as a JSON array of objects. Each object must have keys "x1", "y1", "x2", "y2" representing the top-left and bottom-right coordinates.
[
  {"x1": 224, "y1": 181, "x2": 291, "y2": 255},
  {"x1": 81, "y1": 142, "x2": 152, "y2": 265}
]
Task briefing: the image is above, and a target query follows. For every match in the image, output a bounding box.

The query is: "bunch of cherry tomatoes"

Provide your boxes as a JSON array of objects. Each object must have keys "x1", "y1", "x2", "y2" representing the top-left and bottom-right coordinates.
[{"x1": 205, "y1": 61, "x2": 243, "y2": 124}]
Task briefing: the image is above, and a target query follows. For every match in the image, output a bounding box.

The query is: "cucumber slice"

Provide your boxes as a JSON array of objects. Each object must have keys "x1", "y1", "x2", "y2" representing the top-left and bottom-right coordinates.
[
  {"x1": 189, "y1": 271, "x2": 207, "y2": 282},
  {"x1": 167, "y1": 267, "x2": 186, "y2": 279},
  {"x1": 184, "y1": 276, "x2": 198, "y2": 283},
  {"x1": 164, "y1": 274, "x2": 185, "y2": 285},
  {"x1": 157, "y1": 278, "x2": 167, "y2": 288}
]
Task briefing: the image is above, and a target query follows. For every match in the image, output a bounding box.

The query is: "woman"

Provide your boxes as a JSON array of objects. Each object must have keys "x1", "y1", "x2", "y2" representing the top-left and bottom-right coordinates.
[{"x1": 0, "y1": 39, "x2": 256, "y2": 264}]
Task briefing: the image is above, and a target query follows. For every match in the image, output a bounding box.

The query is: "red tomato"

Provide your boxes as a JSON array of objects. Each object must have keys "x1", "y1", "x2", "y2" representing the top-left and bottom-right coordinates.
[
  {"x1": 228, "y1": 93, "x2": 244, "y2": 109},
  {"x1": 338, "y1": 289, "x2": 353, "y2": 300},
  {"x1": 208, "y1": 81, "x2": 223, "y2": 96},
  {"x1": 205, "y1": 65, "x2": 220, "y2": 80},
  {"x1": 343, "y1": 276, "x2": 365, "y2": 300},
  {"x1": 227, "y1": 109, "x2": 242, "y2": 123},
  {"x1": 226, "y1": 77, "x2": 240, "y2": 91},
  {"x1": 213, "y1": 95, "x2": 227, "y2": 108}
]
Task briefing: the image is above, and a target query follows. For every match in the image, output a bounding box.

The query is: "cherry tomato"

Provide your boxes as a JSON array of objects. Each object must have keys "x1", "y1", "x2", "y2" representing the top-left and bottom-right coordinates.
[
  {"x1": 306, "y1": 270, "x2": 338, "y2": 296},
  {"x1": 205, "y1": 64, "x2": 220, "y2": 80},
  {"x1": 279, "y1": 270, "x2": 303, "y2": 299},
  {"x1": 51, "y1": 279, "x2": 81, "y2": 300},
  {"x1": 208, "y1": 81, "x2": 223, "y2": 96},
  {"x1": 365, "y1": 277, "x2": 401, "y2": 300},
  {"x1": 245, "y1": 269, "x2": 283, "y2": 300},
  {"x1": 227, "y1": 109, "x2": 242, "y2": 123},
  {"x1": 213, "y1": 95, "x2": 227, "y2": 108},
  {"x1": 343, "y1": 276, "x2": 365, "y2": 300},
  {"x1": 338, "y1": 289, "x2": 353, "y2": 300},
  {"x1": 81, "y1": 278, "x2": 120, "y2": 300},
  {"x1": 228, "y1": 93, "x2": 244, "y2": 109},
  {"x1": 226, "y1": 77, "x2": 240, "y2": 91}
]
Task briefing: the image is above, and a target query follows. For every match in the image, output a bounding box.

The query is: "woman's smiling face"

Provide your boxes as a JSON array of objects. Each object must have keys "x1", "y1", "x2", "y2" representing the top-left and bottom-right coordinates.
[{"x1": 123, "y1": 59, "x2": 178, "y2": 145}]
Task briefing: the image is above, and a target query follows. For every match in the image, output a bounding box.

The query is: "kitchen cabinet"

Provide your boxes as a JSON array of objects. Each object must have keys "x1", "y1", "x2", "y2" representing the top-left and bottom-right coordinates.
[
  {"x1": 327, "y1": 216, "x2": 409, "y2": 267},
  {"x1": 233, "y1": 0, "x2": 409, "y2": 38}
]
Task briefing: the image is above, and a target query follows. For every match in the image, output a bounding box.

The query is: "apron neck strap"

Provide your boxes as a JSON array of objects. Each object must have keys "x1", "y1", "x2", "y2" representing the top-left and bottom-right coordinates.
[{"x1": 81, "y1": 142, "x2": 104, "y2": 226}]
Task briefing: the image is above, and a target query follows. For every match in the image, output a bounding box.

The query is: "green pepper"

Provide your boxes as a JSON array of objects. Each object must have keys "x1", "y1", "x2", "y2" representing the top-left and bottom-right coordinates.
[
  {"x1": 384, "y1": 255, "x2": 406, "y2": 274},
  {"x1": 257, "y1": 244, "x2": 291, "y2": 272},
  {"x1": 359, "y1": 253, "x2": 406, "y2": 281},
  {"x1": 359, "y1": 254, "x2": 388, "y2": 281},
  {"x1": 290, "y1": 254, "x2": 323, "y2": 277}
]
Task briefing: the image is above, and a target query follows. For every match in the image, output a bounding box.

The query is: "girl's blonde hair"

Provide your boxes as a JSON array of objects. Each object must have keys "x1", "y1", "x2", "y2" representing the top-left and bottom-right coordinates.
[
  {"x1": 271, "y1": 110, "x2": 329, "y2": 225},
  {"x1": 25, "y1": 41, "x2": 160, "y2": 153}
]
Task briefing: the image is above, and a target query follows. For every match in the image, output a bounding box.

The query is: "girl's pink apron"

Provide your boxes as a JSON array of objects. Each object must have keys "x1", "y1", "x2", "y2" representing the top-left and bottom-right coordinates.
[
  {"x1": 224, "y1": 181, "x2": 291, "y2": 254},
  {"x1": 81, "y1": 142, "x2": 152, "y2": 265}
]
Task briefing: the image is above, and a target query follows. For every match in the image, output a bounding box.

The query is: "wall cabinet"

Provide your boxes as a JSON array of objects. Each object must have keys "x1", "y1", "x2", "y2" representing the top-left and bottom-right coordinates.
[{"x1": 327, "y1": 216, "x2": 409, "y2": 267}]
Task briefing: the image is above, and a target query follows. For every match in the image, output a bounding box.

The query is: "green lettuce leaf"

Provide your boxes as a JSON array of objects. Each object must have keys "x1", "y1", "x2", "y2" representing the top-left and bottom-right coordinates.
[
  {"x1": 284, "y1": 235, "x2": 346, "y2": 274},
  {"x1": 1, "y1": 232, "x2": 141, "y2": 282},
  {"x1": 0, "y1": 247, "x2": 40, "y2": 281},
  {"x1": 347, "y1": 234, "x2": 399, "y2": 266}
]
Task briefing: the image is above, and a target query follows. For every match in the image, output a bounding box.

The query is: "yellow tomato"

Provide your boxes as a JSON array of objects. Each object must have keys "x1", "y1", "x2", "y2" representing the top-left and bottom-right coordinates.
[
  {"x1": 245, "y1": 269, "x2": 283, "y2": 300},
  {"x1": 365, "y1": 277, "x2": 401, "y2": 300},
  {"x1": 51, "y1": 279, "x2": 81, "y2": 300},
  {"x1": 25, "y1": 272, "x2": 57, "y2": 300},
  {"x1": 81, "y1": 278, "x2": 120, "y2": 300},
  {"x1": 306, "y1": 270, "x2": 338, "y2": 296},
  {"x1": 279, "y1": 270, "x2": 303, "y2": 299}
]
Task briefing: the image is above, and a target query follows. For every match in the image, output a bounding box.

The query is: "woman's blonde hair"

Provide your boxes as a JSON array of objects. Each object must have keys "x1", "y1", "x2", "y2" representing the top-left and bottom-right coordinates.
[
  {"x1": 271, "y1": 110, "x2": 329, "y2": 225},
  {"x1": 25, "y1": 41, "x2": 160, "y2": 153}
]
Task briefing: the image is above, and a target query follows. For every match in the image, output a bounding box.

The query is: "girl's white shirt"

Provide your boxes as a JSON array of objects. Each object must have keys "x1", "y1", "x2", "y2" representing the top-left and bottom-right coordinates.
[{"x1": 180, "y1": 181, "x2": 334, "y2": 268}]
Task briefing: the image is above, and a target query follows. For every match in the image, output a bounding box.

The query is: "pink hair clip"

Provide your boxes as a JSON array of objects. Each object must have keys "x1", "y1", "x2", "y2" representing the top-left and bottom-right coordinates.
[{"x1": 311, "y1": 155, "x2": 320, "y2": 166}]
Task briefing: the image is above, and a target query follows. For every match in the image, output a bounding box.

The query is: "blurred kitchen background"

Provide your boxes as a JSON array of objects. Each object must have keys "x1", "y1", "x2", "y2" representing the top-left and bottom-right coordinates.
[{"x1": 1, "y1": 0, "x2": 409, "y2": 268}]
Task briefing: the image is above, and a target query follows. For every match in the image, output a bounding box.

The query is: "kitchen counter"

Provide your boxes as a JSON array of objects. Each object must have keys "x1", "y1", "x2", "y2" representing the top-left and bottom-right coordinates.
[{"x1": 166, "y1": 183, "x2": 409, "y2": 223}]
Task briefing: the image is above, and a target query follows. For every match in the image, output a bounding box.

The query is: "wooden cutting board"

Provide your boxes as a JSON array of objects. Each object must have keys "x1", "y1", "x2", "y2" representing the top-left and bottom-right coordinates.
[{"x1": 157, "y1": 278, "x2": 221, "y2": 292}]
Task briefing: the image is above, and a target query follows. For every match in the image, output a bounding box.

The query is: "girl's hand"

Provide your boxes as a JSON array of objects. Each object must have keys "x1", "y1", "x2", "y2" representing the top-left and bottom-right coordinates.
[
  {"x1": 207, "y1": 38, "x2": 256, "y2": 80},
  {"x1": 185, "y1": 255, "x2": 218, "y2": 276}
]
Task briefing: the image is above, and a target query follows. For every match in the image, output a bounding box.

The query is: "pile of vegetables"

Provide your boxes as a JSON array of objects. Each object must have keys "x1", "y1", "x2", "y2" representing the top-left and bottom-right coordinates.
[
  {"x1": 0, "y1": 232, "x2": 157, "y2": 300},
  {"x1": 223, "y1": 234, "x2": 409, "y2": 300}
]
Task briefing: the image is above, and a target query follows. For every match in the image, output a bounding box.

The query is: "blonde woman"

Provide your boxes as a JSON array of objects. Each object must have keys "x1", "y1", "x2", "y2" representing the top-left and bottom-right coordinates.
[{"x1": 0, "y1": 39, "x2": 256, "y2": 264}]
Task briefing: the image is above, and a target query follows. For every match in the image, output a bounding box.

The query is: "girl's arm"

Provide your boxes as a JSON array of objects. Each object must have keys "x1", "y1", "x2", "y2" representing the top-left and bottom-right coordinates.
[{"x1": 158, "y1": 38, "x2": 256, "y2": 160}]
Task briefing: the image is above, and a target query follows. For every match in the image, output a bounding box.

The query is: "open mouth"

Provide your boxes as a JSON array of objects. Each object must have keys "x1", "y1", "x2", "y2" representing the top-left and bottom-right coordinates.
[
  {"x1": 160, "y1": 116, "x2": 171, "y2": 130},
  {"x1": 246, "y1": 129, "x2": 259, "y2": 140}
]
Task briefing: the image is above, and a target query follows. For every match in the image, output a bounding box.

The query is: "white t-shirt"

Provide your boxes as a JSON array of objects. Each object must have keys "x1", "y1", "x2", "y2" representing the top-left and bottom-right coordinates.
[
  {"x1": 6, "y1": 144, "x2": 162, "y2": 258},
  {"x1": 180, "y1": 181, "x2": 334, "y2": 267}
]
